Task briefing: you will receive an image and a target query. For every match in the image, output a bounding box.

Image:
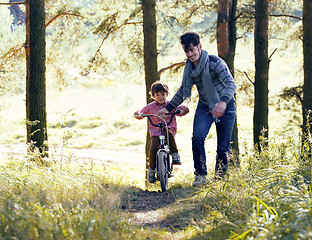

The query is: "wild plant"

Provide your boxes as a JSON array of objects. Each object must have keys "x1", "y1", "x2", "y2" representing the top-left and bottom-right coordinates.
[
  {"x1": 0, "y1": 158, "x2": 151, "y2": 239},
  {"x1": 56, "y1": 108, "x2": 77, "y2": 171},
  {"x1": 184, "y1": 132, "x2": 312, "y2": 239}
]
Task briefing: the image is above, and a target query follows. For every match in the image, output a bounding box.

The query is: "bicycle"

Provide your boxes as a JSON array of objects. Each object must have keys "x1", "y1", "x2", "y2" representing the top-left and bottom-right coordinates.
[{"x1": 135, "y1": 110, "x2": 181, "y2": 192}]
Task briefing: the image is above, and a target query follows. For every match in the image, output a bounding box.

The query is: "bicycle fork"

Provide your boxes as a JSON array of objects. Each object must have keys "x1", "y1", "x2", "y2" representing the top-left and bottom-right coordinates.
[{"x1": 157, "y1": 150, "x2": 172, "y2": 177}]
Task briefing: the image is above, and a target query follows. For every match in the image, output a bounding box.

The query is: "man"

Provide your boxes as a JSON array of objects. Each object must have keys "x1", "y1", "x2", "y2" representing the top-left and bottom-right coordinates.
[{"x1": 157, "y1": 32, "x2": 237, "y2": 186}]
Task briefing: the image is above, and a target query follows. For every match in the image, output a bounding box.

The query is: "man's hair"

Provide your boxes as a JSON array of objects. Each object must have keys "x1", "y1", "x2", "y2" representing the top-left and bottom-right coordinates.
[
  {"x1": 180, "y1": 32, "x2": 200, "y2": 50},
  {"x1": 150, "y1": 81, "x2": 169, "y2": 97}
]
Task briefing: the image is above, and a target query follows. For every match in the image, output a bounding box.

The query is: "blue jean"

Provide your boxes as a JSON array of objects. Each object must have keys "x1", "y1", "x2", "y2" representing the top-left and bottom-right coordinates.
[{"x1": 192, "y1": 99, "x2": 236, "y2": 176}]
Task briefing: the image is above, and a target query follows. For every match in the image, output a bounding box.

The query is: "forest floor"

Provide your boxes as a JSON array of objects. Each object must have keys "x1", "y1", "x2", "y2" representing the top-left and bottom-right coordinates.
[{"x1": 126, "y1": 189, "x2": 184, "y2": 231}]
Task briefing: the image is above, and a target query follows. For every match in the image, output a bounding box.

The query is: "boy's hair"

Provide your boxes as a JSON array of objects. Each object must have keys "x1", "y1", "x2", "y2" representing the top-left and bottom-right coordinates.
[
  {"x1": 180, "y1": 32, "x2": 201, "y2": 50},
  {"x1": 150, "y1": 81, "x2": 169, "y2": 97}
]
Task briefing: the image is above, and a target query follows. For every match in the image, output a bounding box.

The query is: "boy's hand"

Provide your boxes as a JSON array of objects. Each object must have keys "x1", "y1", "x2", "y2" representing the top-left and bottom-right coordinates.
[{"x1": 133, "y1": 111, "x2": 143, "y2": 119}]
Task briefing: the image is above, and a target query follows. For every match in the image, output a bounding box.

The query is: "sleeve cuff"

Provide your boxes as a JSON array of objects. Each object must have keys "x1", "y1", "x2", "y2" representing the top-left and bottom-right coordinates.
[
  {"x1": 165, "y1": 102, "x2": 175, "y2": 112},
  {"x1": 220, "y1": 96, "x2": 231, "y2": 104}
]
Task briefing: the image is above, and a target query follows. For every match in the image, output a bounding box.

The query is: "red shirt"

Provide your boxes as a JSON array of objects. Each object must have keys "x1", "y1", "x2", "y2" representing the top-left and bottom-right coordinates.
[{"x1": 138, "y1": 101, "x2": 188, "y2": 137}]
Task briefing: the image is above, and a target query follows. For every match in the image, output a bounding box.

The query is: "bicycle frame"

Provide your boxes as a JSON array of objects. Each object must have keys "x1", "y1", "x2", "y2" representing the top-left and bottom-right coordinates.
[
  {"x1": 138, "y1": 111, "x2": 180, "y2": 191},
  {"x1": 142, "y1": 111, "x2": 179, "y2": 150}
]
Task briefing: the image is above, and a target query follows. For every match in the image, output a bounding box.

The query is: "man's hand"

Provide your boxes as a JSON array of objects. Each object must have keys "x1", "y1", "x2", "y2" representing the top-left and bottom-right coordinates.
[
  {"x1": 211, "y1": 101, "x2": 227, "y2": 118},
  {"x1": 157, "y1": 108, "x2": 169, "y2": 117},
  {"x1": 180, "y1": 107, "x2": 189, "y2": 115}
]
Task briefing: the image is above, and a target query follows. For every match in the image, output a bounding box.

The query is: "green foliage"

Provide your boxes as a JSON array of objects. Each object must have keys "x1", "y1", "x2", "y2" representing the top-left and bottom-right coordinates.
[
  {"x1": 0, "y1": 161, "x2": 139, "y2": 239},
  {"x1": 89, "y1": 0, "x2": 144, "y2": 70},
  {"x1": 275, "y1": 85, "x2": 302, "y2": 128},
  {"x1": 1, "y1": 111, "x2": 312, "y2": 239},
  {"x1": 184, "y1": 136, "x2": 312, "y2": 239},
  {"x1": 0, "y1": 6, "x2": 25, "y2": 95},
  {"x1": 234, "y1": 0, "x2": 302, "y2": 41},
  {"x1": 0, "y1": 0, "x2": 304, "y2": 94}
]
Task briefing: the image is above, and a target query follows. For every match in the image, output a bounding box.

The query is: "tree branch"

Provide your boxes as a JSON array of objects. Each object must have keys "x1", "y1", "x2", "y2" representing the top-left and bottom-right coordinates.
[
  {"x1": 234, "y1": 12, "x2": 245, "y2": 21},
  {"x1": 0, "y1": 44, "x2": 24, "y2": 70},
  {"x1": 0, "y1": 12, "x2": 84, "y2": 70},
  {"x1": 0, "y1": 1, "x2": 25, "y2": 5},
  {"x1": 93, "y1": 21, "x2": 142, "y2": 60},
  {"x1": 158, "y1": 61, "x2": 186, "y2": 76},
  {"x1": 270, "y1": 14, "x2": 302, "y2": 21},
  {"x1": 268, "y1": 48, "x2": 277, "y2": 63},
  {"x1": 244, "y1": 71, "x2": 254, "y2": 85},
  {"x1": 236, "y1": 13, "x2": 302, "y2": 21},
  {"x1": 45, "y1": 12, "x2": 84, "y2": 28},
  {"x1": 294, "y1": 88, "x2": 303, "y2": 105}
]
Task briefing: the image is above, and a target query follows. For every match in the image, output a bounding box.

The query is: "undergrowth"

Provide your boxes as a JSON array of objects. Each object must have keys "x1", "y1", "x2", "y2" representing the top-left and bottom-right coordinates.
[
  {"x1": 0, "y1": 160, "x2": 158, "y2": 239},
  {"x1": 186, "y1": 137, "x2": 312, "y2": 240},
  {"x1": 1, "y1": 135, "x2": 312, "y2": 239}
]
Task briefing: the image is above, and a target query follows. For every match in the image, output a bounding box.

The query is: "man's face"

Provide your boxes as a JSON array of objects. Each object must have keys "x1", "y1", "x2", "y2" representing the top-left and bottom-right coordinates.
[{"x1": 183, "y1": 43, "x2": 202, "y2": 65}]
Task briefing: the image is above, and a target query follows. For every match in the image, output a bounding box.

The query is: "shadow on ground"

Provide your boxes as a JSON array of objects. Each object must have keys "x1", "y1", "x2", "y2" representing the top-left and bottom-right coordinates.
[{"x1": 120, "y1": 186, "x2": 203, "y2": 232}]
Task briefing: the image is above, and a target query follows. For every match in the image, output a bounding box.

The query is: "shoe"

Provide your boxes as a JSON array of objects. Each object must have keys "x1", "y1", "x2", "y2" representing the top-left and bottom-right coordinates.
[
  {"x1": 192, "y1": 174, "x2": 207, "y2": 187},
  {"x1": 172, "y1": 153, "x2": 182, "y2": 165},
  {"x1": 148, "y1": 168, "x2": 156, "y2": 183}
]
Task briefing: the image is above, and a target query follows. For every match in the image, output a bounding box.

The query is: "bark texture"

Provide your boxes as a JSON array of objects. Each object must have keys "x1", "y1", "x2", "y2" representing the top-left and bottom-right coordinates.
[
  {"x1": 302, "y1": 0, "x2": 312, "y2": 152},
  {"x1": 142, "y1": 0, "x2": 158, "y2": 182},
  {"x1": 217, "y1": 0, "x2": 239, "y2": 166},
  {"x1": 25, "y1": 0, "x2": 48, "y2": 155},
  {"x1": 254, "y1": 0, "x2": 269, "y2": 148}
]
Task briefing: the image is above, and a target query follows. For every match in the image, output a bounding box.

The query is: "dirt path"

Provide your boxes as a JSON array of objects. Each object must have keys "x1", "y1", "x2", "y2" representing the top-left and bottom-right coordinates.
[
  {"x1": 127, "y1": 189, "x2": 177, "y2": 228},
  {"x1": 122, "y1": 187, "x2": 195, "y2": 233}
]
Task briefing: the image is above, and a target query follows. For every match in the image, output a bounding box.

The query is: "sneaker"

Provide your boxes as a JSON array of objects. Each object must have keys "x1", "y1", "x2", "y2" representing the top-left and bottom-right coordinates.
[
  {"x1": 192, "y1": 174, "x2": 207, "y2": 187},
  {"x1": 172, "y1": 153, "x2": 182, "y2": 165},
  {"x1": 148, "y1": 168, "x2": 156, "y2": 183}
]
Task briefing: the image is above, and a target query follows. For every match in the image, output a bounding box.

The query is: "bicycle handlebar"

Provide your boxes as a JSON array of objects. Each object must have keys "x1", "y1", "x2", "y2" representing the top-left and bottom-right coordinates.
[{"x1": 136, "y1": 110, "x2": 181, "y2": 128}]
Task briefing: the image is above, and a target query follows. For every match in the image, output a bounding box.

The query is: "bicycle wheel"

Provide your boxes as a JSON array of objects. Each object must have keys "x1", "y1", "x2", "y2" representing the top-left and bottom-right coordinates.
[{"x1": 158, "y1": 150, "x2": 169, "y2": 192}]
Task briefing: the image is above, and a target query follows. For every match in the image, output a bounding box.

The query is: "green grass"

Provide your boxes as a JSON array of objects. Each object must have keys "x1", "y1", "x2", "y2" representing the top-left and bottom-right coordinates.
[
  {"x1": 1, "y1": 138, "x2": 311, "y2": 239},
  {"x1": 0, "y1": 161, "x2": 120, "y2": 239},
  {"x1": 0, "y1": 158, "x2": 162, "y2": 239}
]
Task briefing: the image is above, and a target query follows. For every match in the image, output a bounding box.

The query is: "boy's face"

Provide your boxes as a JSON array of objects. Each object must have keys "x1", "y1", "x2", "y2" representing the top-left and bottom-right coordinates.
[
  {"x1": 183, "y1": 43, "x2": 202, "y2": 65},
  {"x1": 153, "y1": 91, "x2": 167, "y2": 105}
]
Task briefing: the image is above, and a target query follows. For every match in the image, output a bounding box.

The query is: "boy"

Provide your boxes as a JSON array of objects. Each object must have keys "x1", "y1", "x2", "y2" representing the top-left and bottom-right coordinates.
[{"x1": 134, "y1": 82, "x2": 189, "y2": 183}]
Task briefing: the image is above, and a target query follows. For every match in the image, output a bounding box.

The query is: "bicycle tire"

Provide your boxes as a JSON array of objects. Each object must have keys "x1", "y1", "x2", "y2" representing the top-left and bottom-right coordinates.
[{"x1": 158, "y1": 150, "x2": 169, "y2": 192}]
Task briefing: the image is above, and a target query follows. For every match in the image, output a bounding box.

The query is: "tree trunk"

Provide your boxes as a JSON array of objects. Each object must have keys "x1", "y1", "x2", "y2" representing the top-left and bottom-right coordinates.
[
  {"x1": 217, "y1": 0, "x2": 230, "y2": 59},
  {"x1": 217, "y1": 0, "x2": 239, "y2": 166},
  {"x1": 254, "y1": 0, "x2": 269, "y2": 149},
  {"x1": 142, "y1": 0, "x2": 158, "y2": 183},
  {"x1": 25, "y1": 0, "x2": 48, "y2": 156},
  {"x1": 302, "y1": 0, "x2": 312, "y2": 156}
]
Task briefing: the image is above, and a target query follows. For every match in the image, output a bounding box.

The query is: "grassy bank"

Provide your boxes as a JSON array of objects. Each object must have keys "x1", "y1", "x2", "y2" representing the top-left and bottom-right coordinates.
[{"x1": 0, "y1": 135, "x2": 311, "y2": 239}]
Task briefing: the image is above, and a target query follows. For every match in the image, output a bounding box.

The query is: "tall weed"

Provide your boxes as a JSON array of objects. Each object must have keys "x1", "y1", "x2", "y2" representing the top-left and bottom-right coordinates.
[
  {"x1": 0, "y1": 160, "x2": 152, "y2": 239},
  {"x1": 186, "y1": 134, "x2": 312, "y2": 239}
]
